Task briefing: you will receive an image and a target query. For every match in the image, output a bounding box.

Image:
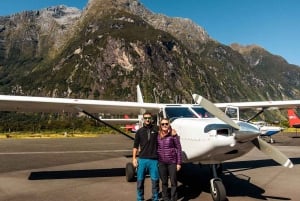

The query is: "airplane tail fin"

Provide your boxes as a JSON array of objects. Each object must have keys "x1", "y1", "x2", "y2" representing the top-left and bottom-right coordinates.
[
  {"x1": 287, "y1": 109, "x2": 300, "y2": 128},
  {"x1": 122, "y1": 85, "x2": 144, "y2": 132},
  {"x1": 136, "y1": 85, "x2": 144, "y2": 104},
  {"x1": 137, "y1": 85, "x2": 144, "y2": 128}
]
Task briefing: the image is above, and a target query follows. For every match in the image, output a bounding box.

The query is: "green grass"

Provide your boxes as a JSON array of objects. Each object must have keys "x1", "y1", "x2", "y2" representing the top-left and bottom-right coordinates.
[
  {"x1": 283, "y1": 128, "x2": 300, "y2": 133},
  {"x1": 0, "y1": 130, "x2": 124, "y2": 139}
]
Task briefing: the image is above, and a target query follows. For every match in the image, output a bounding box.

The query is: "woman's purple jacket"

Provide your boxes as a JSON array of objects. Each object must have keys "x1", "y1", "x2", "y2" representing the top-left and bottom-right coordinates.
[{"x1": 157, "y1": 133, "x2": 182, "y2": 165}]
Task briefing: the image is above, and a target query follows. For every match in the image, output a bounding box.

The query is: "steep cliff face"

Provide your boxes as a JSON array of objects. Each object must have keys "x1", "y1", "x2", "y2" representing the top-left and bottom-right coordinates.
[
  {"x1": 0, "y1": 6, "x2": 81, "y2": 94},
  {"x1": 0, "y1": 6, "x2": 81, "y2": 61},
  {"x1": 19, "y1": 9, "x2": 201, "y2": 103},
  {"x1": 122, "y1": 0, "x2": 211, "y2": 52},
  {"x1": 0, "y1": 0, "x2": 300, "y2": 106}
]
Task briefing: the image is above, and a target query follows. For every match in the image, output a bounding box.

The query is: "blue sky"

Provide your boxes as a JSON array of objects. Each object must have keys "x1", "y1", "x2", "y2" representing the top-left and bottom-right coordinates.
[{"x1": 1, "y1": 0, "x2": 299, "y2": 66}]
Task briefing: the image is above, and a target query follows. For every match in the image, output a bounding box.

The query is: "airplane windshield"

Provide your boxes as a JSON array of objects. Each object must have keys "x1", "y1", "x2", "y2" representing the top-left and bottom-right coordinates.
[
  {"x1": 165, "y1": 107, "x2": 196, "y2": 120},
  {"x1": 238, "y1": 121, "x2": 259, "y2": 132}
]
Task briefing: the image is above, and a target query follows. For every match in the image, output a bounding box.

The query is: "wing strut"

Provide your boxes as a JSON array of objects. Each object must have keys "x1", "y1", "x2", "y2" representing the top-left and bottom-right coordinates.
[
  {"x1": 246, "y1": 109, "x2": 265, "y2": 122},
  {"x1": 75, "y1": 107, "x2": 134, "y2": 140}
]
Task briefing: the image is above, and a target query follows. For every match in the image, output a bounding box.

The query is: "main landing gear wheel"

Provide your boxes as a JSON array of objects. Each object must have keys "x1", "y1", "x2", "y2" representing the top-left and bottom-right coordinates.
[
  {"x1": 210, "y1": 179, "x2": 227, "y2": 201},
  {"x1": 125, "y1": 162, "x2": 136, "y2": 182}
]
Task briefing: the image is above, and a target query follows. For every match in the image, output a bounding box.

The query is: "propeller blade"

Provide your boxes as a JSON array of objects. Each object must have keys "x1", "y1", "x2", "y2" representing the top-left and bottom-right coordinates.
[
  {"x1": 252, "y1": 138, "x2": 294, "y2": 168},
  {"x1": 192, "y1": 94, "x2": 240, "y2": 130}
]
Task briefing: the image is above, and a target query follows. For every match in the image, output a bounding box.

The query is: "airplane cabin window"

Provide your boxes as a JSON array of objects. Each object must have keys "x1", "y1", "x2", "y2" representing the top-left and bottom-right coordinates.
[
  {"x1": 192, "y1": 107, "x2": 213, "y2": 118},
  {"x1": 165, "y1": 107, "x2": 196, "y2": 120}
]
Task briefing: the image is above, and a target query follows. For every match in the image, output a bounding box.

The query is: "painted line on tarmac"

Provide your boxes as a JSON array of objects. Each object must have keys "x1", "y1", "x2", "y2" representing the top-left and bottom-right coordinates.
[{"x1": 0, "y1": 150, "x2": 132, "y2": 155}]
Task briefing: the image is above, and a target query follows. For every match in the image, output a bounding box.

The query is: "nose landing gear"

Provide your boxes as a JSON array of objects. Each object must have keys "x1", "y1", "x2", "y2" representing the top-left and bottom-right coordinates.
[{"x1": 210, "y1": 164, "x2": 227, "y2": 201}]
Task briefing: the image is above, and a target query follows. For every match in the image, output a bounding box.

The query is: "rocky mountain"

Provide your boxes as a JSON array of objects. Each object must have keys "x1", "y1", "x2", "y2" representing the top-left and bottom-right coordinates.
[
  {"x1": 0, "y1": 0, "x2": 300, "y2": 112},
  {"x1": 231, "y1": 44, "x2": 300, "y2": 100}
]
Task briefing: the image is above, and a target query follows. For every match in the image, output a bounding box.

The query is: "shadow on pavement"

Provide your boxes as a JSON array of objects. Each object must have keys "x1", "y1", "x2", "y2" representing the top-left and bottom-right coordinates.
[
  {"x1": 28, "y1": 168, "x2": 125, "y2": 180},
  {"x1": 177, "y1": 160, "x2": 293, "y2": 201}
]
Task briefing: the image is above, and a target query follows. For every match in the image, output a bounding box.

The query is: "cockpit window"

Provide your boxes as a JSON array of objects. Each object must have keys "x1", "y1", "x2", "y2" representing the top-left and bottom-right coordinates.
[
  {"x1": 191, "y1": 107, "x2": 214, "y2": 118},
  {"x1": 238, "y1": 121, "x2": 259, "y2": 132},
  {"x1": 165, "y1": 107, "x2": 196, "y2": 119}
]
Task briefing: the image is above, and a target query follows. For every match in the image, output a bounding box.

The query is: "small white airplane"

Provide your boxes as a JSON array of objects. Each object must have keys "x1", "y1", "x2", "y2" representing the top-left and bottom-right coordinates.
[
  {"x1": 251, "y1": 121, "x2": 283, "y2": 143},
  {"x1": 223, "y1": 106, "x2": 283, "y2": 143},
  {"x1": 0, "y1": 89, "x2": 299, "y2": 201}
]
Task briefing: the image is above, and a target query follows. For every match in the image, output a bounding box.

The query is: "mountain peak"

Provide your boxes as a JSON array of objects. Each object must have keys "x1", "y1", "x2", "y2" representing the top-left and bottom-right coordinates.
[
  {"x1": 230, "y1": 43, "x2": 265, "y2": 54},
  {"x1": 83, "y1": 0, "x2": 138, "y2": 16},
  {"x1": 40, "y1": 5, "x2": 81, "y2": 26},
  {"x1": 84, "y1": 0, "x2": 210, "y2": 52}
]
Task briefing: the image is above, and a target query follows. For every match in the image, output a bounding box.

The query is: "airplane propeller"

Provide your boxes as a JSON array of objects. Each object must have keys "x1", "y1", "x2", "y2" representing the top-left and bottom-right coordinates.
[
  {"x1": 192, "y1": 94, "x2": 240, "y2": 130},
  {"x1": 192, "y1": 94, "x2": 294, "y2": 168},
  {"x1": 252, "y1": 138, "x2": 293, "y2": 168}
]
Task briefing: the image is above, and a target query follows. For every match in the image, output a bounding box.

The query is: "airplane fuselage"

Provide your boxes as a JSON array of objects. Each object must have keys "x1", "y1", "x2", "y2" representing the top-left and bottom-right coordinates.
[{"x1": 171, "y1": 118, "x2": 256, "y2": 164}]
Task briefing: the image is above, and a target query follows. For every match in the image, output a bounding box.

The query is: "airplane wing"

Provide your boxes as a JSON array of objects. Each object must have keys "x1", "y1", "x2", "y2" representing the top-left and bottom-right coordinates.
[
  {"x1": 0, "y1": 95, "x2": 162, "y2": 115},
  {"x1": 215, "y1": 100, "x2": 300, "y2": 110},
  {"x1": 2, "y1": 95, "x2": 300, "y2": 114}
]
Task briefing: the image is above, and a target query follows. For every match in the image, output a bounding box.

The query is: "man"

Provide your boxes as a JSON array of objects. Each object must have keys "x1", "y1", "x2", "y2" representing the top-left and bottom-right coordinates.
[{"x1": 133, "y1": 112, "x2": 159, "y2": 201}]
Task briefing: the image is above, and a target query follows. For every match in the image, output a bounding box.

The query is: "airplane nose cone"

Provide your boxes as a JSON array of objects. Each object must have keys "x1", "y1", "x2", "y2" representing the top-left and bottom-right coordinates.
[
  {"x1": 234, "y1": 131, "x2": 260, "y2": 142},
  {"x1": 234, "y1": 122, "x2": 260, "y2": 142}
]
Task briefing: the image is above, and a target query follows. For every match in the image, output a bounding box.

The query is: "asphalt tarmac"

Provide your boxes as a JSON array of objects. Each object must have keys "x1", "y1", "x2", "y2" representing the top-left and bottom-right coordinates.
[{"x1": 0, "y1": 133, "x2": 299, "y2": 201}]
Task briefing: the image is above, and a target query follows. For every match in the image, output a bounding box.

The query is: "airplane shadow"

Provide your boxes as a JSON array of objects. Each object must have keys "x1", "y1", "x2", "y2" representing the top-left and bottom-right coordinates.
[
  {"x1": 177, "y1": 163, "x2": 210, "y2": 200},
  {"x1": 177, "y1": 157, "x2": 298, "y2": 201},
  {"x1": 28, "y1": 168, "x2": 125, "y2": 180}
]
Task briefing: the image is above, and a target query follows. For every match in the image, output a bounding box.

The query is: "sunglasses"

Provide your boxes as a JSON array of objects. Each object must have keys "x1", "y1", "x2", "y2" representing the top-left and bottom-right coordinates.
[
  {"x1": 144, "y1": 117, "x2": 152, "y2": 120},
  {"x1": 161, "y1": 123, "x2": 169, "y2": 126}
]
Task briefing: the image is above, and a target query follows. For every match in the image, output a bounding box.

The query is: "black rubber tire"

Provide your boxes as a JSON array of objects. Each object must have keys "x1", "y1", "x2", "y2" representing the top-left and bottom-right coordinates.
[
  {"x1": 211, "y1": 180, "x2": 227, "y2": 201},
  {"x1": 125, "y1": 162, "x2": 136, "y2": 182}
]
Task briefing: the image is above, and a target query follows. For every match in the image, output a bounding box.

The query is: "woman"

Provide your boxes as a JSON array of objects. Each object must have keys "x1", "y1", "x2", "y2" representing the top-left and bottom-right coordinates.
[{"x1": 157, "y1": 118, "x2": 182, "y2": 201}]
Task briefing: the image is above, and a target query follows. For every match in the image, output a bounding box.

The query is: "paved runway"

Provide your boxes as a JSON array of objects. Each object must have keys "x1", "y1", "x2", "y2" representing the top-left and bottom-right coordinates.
[{"x1": 0, "y1": 133, "x2": 299, "y2": 201}]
